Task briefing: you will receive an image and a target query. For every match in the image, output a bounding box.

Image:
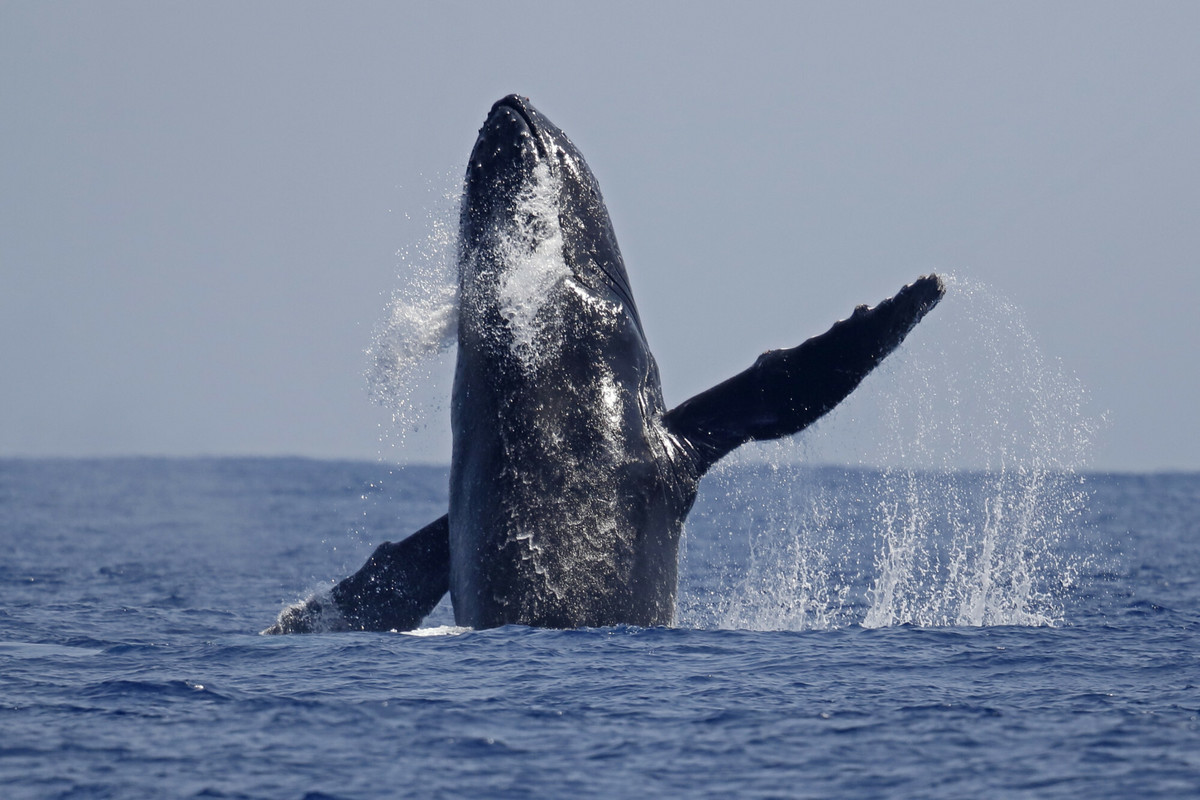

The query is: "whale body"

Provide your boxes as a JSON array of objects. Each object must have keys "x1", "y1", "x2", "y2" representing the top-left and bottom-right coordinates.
[{"x1": 265, "y1": 95, "x2": 943, "y2": 634}]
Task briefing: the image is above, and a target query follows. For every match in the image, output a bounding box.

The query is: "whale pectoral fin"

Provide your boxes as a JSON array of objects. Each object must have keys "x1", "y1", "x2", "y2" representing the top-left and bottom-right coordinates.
[
  {"x1": 262, "y1": 514, "x2": 450, "y2": 634},
  {"x1": 663, "y1": 275, "x2": 944, "y2": 474},
  {"x1": 329, "y1": 513, "x2": 451, "y2": 631}
]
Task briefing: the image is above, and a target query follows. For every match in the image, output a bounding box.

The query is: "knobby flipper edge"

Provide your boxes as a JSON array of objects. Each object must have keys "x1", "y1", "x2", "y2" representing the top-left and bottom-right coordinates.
[{"x1": 663, "y1": 274, "x2": 944, "y2": 475}]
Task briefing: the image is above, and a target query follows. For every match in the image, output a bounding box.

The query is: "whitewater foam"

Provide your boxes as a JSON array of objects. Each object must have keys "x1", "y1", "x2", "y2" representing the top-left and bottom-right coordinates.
[
  {"x1": 399, "y1": 625, "x2": 472, "y2": 637},
  {"x1": 493, "y1": 161, "x2": 570, "y2": 371}
]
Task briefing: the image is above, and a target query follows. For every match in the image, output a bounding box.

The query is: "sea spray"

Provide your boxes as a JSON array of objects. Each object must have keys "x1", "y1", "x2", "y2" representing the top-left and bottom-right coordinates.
[
  {"x1": 365, "y1": 175, "x2": 460, "y2": 455},
  {"x1": 364, "y1": 163, "x2": 569, "y2": 450},
  {"x1": 678, "y1": 276, "x2": 1099, "y2": 630},
  {"x1": 855, "y1": 275, "x2": 1097, "y2": 627},
  {"x1": 678, "y1": 462, "x2": 859, "y2": 631}
]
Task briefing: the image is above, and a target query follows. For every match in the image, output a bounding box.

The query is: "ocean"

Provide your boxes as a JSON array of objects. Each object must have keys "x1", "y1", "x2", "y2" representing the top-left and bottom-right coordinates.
[{"x1": 1, "y1": 457, "x2": 1196, "y2": 798}]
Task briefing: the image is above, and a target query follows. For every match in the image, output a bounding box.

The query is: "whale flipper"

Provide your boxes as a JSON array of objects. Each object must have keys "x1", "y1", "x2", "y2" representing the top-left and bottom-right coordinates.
[
  {"x1": 664, "y1": 275, "x2": 944, "y2": 474},
  {"x1": 263, "y1": 514, "x2": 449, "y2": 634},
  {"x1": 328, "y1": 514, "x2": 450, "y2": 631}
]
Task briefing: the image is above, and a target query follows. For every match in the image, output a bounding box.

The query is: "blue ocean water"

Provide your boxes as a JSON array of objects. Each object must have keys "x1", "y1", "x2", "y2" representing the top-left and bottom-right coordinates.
[{"x1": 1, "y1": 457, "x2": 1197, "y2": 798}]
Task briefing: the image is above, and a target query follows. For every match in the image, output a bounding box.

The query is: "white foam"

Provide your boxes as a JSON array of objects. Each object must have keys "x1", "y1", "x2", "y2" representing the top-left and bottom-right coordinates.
[
  {"x1": 493, "y1": 161, "x2": 570, "y2": 370},
  {"x1": 397, "y1": 625, "x2": 473, "y2": 637}
]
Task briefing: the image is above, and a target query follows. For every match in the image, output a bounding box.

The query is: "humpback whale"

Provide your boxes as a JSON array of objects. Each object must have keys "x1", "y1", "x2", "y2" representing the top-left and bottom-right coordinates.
[{"x1": 265, "y1": 95, "x2": 943, "y2": 634}]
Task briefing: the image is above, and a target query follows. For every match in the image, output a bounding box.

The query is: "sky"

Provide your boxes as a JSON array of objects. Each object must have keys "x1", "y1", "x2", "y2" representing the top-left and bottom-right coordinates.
[{"x1": 2, "y1": 2, "x2": 1198, "y2": 472}]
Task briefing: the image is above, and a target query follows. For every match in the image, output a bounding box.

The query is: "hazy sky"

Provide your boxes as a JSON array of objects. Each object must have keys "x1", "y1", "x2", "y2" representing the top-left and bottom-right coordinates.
[{"x1": 3, "y1": 2, "x2": 1198, "y2": 471}]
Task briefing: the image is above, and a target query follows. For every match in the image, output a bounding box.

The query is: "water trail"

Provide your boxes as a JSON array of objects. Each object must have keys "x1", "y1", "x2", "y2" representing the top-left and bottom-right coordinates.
[
  {"x1": 365, "y1": 175, "x2": 460, "y2": 455},
  {"x1": 679, "y1": 275, "x2": 1100, "y2": 630}
]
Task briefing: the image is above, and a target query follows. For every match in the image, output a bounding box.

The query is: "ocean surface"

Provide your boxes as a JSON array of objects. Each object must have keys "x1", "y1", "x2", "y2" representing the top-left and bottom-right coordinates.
[{"x1": 1, "y1": 457, "x2": 1197, "y2": 799}]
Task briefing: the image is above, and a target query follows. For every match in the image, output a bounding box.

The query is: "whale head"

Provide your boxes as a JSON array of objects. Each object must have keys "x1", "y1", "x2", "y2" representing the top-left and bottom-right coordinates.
[{"x1": 458, "y1": 94, "x2": 641, "y2": 351}]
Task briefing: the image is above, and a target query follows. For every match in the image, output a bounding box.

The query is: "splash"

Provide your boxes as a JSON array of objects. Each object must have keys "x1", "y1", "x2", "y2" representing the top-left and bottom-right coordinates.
[
  {"x1": 679, "y1": 275, "x2": 1099, "y2": 630},
  {"x1": 364, "y1": 163, "x2": 569, "y2": 453},
  {"x1": 399, "y1": 625, "x2": 472, "y2": 637},
  {"x1": 365, "y1": 176, "x2": 460, "y2": 452},
  {"x1": 492, "y1": 161, "x2": 570, "y2": 371}
]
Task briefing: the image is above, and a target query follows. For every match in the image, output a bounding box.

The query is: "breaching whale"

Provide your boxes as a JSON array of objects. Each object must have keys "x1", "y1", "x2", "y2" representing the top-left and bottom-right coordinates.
[{"x1": 265, "y1": 95, "x2": 943, "y2": 634}]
